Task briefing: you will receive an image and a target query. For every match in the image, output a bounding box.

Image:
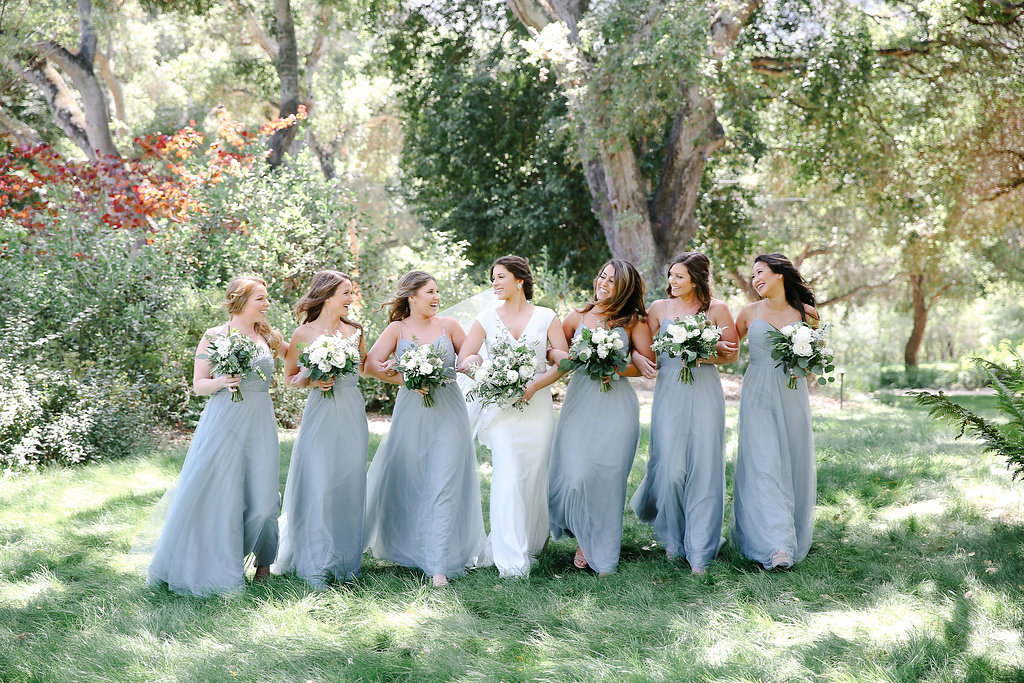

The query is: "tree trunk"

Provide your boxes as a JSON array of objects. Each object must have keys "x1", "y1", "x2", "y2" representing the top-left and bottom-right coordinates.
[
  {"x1": 904, "y1": 273, "x2": 928, "y2": 368},
  {"x1": 20, "y1": 0, "x2": 119, "y2": 159},
  {"x1": 508, "y1": 0, "x2": 754, "y2": 283},
  {"x1": 267, "y1": 0, "x2": 300, "y2": 167},
  {"x1": 4, "y1": 57, "x2": 94, "y2": 157}
]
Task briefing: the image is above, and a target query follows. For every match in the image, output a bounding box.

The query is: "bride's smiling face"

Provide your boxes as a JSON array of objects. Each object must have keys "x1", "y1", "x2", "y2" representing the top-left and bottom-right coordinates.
[
  {"x1": 410, "y1": 279, "x2": 440, "y2": 317},
  {"x1": 491, "y1": 264, "x2": 521, "y2": 301}
]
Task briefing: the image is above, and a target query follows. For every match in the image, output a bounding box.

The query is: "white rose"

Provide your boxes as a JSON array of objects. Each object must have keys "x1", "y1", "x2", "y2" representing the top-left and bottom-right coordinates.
[
  {"x1": 214, "y1": 338, "x2": 232, "y2": 355},
  {"x1": 418, "y1": 362, "x2": 433, "y2": 375},
  {"x1": 505, "y1": 369, "x2": 520, "y2": 383},
  {"x1": 519, "y1": 366, "x2": 533, "y2": 380},
  {"x1": 671, "y1": 330, "x2": 687, "y2": 344},
  {"x1": 793, "y1": 326, "x2": 813, "y2": 344},
  {"x1": 309, "y1": 347, "x2": 328, "y2": 364},
  {"x1": 780, "y1": 323, "x2": 796, "y2": 336},
  {"x1": 612, "y1": 336, "x2": 625, "y2": 349},
  {"x1": 793, "y1": 341, "x2": 814, "y2": 357},
  {"x1": 318, "y1": 361, "x2": 332, "y2": 373},
  {"x1": 688, "y1": 327, "x2": 701, "y2": 338},
  {"x1": 592, "y1": 328, "x2": 608, "y2": 343},
  {"x1": 597, "y1": 347, "x2": 609, "y2": 359},
  {"x1": 701, "y1": 328, "x2": 717, "y2": 342}
]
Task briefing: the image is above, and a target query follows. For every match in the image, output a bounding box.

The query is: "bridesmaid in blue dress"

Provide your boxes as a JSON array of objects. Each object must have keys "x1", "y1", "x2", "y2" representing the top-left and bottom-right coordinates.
[
  {"x1": 147, "y1": 276, "x2": 285, "y2": 595},
  {"x1": 548, "y1": 259, "x2": 655, "y2": 575},
  {"x1": 271, "y1": 270, "x2": 369, "y2": 589},
  {"x1": 629, "y1": 252, "x2": 738, "y2": 573},
  {"x1": 363, "y1": 271, "x2": 487, "y2": 588},
  {"x1": 732, "y1": 253, "x2": 819, "y2": 570}
]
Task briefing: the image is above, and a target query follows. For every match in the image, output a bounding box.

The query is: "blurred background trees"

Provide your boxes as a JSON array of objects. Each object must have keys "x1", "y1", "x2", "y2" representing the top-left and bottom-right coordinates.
[{"x1": 1, "y1": 0, "x2": 1022, "y2": 468}]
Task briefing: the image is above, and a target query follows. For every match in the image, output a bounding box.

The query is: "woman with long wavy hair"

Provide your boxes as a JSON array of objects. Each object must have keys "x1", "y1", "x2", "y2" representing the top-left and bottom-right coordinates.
[
  {"x1": 732, "y1": 254, "x2": 819, "y2": 570},
  {"x1": 547, "y1": 259, "x2": 655, "y2": 575},
  {"x1": 629, "y1": 252, "x2": 738, "y2": 573},
  {"x1": 362, "y1": 270, "x2": 487, "y2": 588},
  {"x1": 146, "y1": 276, "x2": 285, "y2": 595},
  {"x1": 271, "y1": 270, "x2": 369, "y2": 589}
]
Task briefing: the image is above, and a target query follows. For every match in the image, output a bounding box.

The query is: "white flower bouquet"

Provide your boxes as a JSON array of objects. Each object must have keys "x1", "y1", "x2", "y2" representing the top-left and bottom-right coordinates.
[
  {"x1": 558, "y1": 325, "x2": 629, "y2": 392},
  {"x1": 298, "y1": 330, "x2": 361, "y2": 399},
  {"x1": 466, "y1": 338, "x2": 540, "y2": 410},
  {"x1": 199, "y1": 328, "x2": 266, "y2": 402},
  {"x1": 767, "y1": 321, "x2": 836, "y2": 390},
  {"x1": 397, "y1": 341, "x2": 451, "y2": 407},
  {"x1": 650, "y1": 313, "x2": 725, "y2": 384}
]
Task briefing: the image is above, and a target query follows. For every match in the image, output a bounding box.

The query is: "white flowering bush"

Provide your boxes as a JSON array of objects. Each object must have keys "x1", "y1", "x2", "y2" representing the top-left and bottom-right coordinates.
[
  {"x1": 467, "y1": 338, "x2": 541, "y2": 410},
  {"x1": 0, "y1": 357, "x2": 151, "y2": 473},
  {"x1": 558, "y1": 325, "x2": 629, "y2": 392},
  {"x1": 650, "y1": 313, "x2": 724, "y2": 383},
  {"x1": 767, "y1": 321, "x2": 836, "y2": 390},
  {"x1": 397, "y1": 341, "x2": 451, "y2": 407},
  {"x1": 298, "y1": 331, "x2": 362, "y2": 399}
]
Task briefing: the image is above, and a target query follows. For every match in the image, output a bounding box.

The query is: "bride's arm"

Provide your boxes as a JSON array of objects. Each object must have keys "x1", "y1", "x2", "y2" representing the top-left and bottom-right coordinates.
[{"x1": 456, "y1": 320, "x2": 486, "y2": 373}]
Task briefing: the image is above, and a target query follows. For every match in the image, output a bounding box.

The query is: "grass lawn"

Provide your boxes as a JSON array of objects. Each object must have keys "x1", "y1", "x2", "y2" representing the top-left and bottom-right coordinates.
[{"x1": 2, "y1": 394, "x2": 1023, "y2": 681}]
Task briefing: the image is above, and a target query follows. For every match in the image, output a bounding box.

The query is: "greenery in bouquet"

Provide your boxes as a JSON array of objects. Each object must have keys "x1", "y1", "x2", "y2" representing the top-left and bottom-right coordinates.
[
  {"x1": 767, "y1": 322, "x2": 836, "y2": 390},
  {"x1": 397, "y1": 340, "x2": 451, "y2": 407},
  {"x1": 298, "y1": 331, "x2": 362, "y2": 400},
  {"x1": 467, "y1": 338, "x2": 540, "y2": 410},
  {"x1": 650, "y1": 313, "x2": 724, "y2": 384},
  {"x1": 558, "y1": 325, "x2": 629, "y2": 392},
  {"x1": 199, "y1": 329, "x2": 267, "y2": 402}
]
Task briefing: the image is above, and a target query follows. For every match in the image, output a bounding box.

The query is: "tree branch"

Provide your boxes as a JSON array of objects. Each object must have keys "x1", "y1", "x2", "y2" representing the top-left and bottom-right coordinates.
[
  {"x1": 2, "y1": 56, "x2": 93, "y2": 158},
  {"x1": 93, "y1": 50, "x2": 124, "y2": 121},
  {"x1": 236, "y1": 0, "x2": 279, "y2": 59},
  {"x1": 818, "y1": 274, "x2": 899, "y2": 306},
  {"x1": 0, "y1": 104, "x2": 43, "y2": 146},
  {"x1": 709, "y1": 0, "x2": 762, "y2": 58}
]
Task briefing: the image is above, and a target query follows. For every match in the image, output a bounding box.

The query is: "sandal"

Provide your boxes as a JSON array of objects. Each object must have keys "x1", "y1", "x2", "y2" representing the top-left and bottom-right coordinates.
[
  {"x1": 768, "y1": 550, "x2": 793, "y2": 570},
  {"x1": 573, "y1": 547, "x2": 589, "y2": 569}
]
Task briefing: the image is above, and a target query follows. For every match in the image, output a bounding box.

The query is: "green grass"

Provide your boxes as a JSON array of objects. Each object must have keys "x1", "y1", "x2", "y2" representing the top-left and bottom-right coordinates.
[{"x1": 2, "y1": 397, "x2": 1024, "y2": 681}]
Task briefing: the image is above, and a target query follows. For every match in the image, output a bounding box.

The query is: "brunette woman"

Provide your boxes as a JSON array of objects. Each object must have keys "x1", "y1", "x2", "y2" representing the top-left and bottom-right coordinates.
[
  {"x1": 629, "y1": 252, "x2": 738, "y2": 573},
  {"x1": 271, "y1": 270, "x2": 369, "y2": 588},
  {"x1": 732, "y1": 254, "x2": 818, "y2": 570},
  {"x1": 547, "y1": 259, "x2": 654, "y2": 575},
  {"x1": 362, "y1": 271, "x2": 487, "y2": 587}
]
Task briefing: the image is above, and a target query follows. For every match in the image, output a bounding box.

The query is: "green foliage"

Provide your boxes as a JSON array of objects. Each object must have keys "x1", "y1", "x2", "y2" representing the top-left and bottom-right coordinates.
[
  {"x1": 914, "y1": 354, "x2": 1024, "y2": 479},
  {"x1": 379, "y1": 3, "x2": 609, "y2": 282},
  {"x1": 0, "y1": 316, "x2": 152, "y2": 472}
]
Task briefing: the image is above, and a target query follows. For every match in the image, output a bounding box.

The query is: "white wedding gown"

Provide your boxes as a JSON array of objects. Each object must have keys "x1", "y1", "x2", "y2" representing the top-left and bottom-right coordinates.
[{"x1": 475, "y1": 306, "x2": 556, "y2": 577}]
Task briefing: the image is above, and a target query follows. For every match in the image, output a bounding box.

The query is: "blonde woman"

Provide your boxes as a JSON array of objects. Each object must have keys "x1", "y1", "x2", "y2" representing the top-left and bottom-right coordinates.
[{"x1": 147, "y1": 276, "x2": 285, "y2": 595}]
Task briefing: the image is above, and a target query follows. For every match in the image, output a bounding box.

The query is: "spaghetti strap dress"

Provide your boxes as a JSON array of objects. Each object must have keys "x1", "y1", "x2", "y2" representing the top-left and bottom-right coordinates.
[
  {"x1": 548, "y1": 326, "x2": 640, "y2": 574},
  {"x1": 272, "y1": 340, "x2": 369, "y2": 588},
  {"x1": 363, "y1": 332, "x2": 487, "y2": 577},
  {"x1": 146, "y1": 347, "x2": 280, "y2": 596},
  {"x1": 731, "y1": 309, "x2": 816, "y2": 568},
  {"x1": 631, "y1": 318, "x2": 726, "y2": 568}
]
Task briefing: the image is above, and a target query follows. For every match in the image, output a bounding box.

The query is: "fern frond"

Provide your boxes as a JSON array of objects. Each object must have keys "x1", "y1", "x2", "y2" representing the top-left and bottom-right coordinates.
[{"x1": 912, "y1": 390, "x2": 1024, "y2": 480}]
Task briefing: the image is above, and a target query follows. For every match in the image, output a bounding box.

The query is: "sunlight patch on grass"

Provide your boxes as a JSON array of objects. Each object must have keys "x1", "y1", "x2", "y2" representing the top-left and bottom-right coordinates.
[
  {"x1": 0, "y1": 568, "x2": 65, "y2": 605},
  {"x1": 882, "y1": 498, "x2": 947, "y2": 522}
]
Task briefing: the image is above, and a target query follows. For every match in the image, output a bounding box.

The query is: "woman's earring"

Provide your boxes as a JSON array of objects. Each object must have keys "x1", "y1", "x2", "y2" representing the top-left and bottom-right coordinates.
[{"x1": 517, "y1": 283, "x2": 522, "y2": 290}]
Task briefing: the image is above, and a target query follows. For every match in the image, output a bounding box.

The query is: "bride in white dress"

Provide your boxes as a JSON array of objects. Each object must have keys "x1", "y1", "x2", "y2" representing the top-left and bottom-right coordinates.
[{"x1": 457, "y1": 255, "x2": 569, "y2": 578}]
